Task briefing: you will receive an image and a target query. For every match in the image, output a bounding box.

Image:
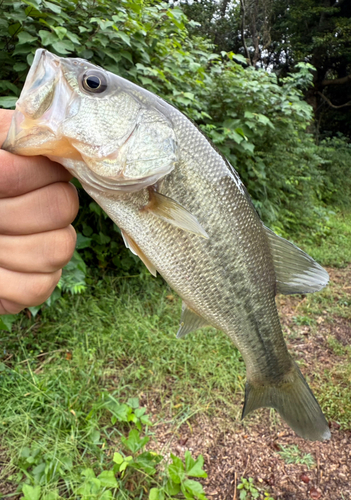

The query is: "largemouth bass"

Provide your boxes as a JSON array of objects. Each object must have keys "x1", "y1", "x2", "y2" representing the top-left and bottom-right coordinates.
[{"x1": 2, "y1": 49, "x2": 331, "y2": 441}]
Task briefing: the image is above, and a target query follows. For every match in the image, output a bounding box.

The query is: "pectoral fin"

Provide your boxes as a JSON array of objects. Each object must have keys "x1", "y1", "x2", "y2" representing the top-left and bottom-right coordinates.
[
  {"x1": 264, "y1": 226, "x2": 329, "y2": 294},
  {"x1": 177, "y1": 302, "x2": 208, "y2": 338},
  {"x1": 145, "y1": 191, "x2": 209, "y2": 239},
  {"x1": 121, "y1": 229, "x2": 157, "y2": 277}
]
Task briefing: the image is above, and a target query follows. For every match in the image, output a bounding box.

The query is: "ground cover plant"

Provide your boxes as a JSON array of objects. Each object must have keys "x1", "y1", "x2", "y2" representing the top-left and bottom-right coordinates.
[
  {"x1": 0, "y1": 210, "x2": 351, "y2": 499},
  {"x1": 1, "y1": 0, "x2": 351, "y2": 277}
]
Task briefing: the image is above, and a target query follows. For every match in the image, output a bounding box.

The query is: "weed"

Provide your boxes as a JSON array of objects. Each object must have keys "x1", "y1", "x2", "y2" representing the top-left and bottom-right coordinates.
[
  {"x1": 4, "y1": 396, "x2": 207, "y2": 499},
  {"x1": 277, "y1": 445, "x2": 315, "y2": 468},
  {"x1": 237, "y1": 477, "x2": 274, "y2": 500}
]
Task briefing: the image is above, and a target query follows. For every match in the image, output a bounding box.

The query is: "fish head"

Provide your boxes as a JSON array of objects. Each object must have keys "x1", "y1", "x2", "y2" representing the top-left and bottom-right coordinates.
[{"x1": 3, "y1": 49, "x2": 178, "y2": 192}]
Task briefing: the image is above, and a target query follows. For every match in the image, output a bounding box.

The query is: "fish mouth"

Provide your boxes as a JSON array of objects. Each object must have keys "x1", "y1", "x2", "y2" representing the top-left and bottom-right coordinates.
[{"x1": 2, "y1": 49, "x2": 74, "y2": 156}]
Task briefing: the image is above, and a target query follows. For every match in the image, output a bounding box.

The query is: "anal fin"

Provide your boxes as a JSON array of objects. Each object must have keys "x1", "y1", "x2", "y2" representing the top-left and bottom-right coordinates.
[
  {"x1": 144, "y1": 191, "x2": 209, "y2": 239},
  {"x1": 121, "y1": 229, "x2": 157, "y2": 277},
  {"x1": 177, "y1": 302, "x2": 208, "y2": 338}
]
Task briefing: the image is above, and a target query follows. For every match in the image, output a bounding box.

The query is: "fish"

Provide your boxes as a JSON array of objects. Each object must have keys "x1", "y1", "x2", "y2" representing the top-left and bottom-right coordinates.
[{"x1": 2, "y1": 49, "x2": 331, "y2": 441}]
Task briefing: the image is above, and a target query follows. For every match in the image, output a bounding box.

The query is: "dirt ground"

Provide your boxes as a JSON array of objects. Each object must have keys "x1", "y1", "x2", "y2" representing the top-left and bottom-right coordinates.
[{"x1": 148, "y1": 266, "x2": 351, "y2": 500}]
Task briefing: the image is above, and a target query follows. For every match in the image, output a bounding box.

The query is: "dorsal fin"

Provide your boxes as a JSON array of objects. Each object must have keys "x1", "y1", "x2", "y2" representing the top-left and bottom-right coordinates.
[
  {"x1": 264, "y1": 226, "x2": 329, "y2": 295},
  {"x1": 121, "y1": 229, "x2": 157, "y2": 277},
  {"x1": 144, "y1": 191, "x2": 209, "y2": 239},
  {"x1": 176, "y1": 302, "x2": 208, "y2": 338}
]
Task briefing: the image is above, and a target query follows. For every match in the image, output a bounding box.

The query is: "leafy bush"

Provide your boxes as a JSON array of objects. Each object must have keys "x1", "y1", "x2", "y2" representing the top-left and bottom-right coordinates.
[
  {"x1": 0, "y1": 0, "x2": 346, "y2": 274},
  {"x1": 194, "y1": 59, "x2": 325, "y2": 232}
]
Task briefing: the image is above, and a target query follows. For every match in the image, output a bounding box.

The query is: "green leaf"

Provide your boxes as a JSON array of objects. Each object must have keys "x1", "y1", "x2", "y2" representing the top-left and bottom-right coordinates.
[
  {"x1": 8, "y1": 23, "x2": 21, "y2": 36},
  {"x1": 113, "y1": 452, "x2": 123, "y2": 465},
  {"x1": 51, "y1": 40, "x2": 74, "y2": 54},
  {"x1": 185, "y1": 450, "x2": 196, "y2": 472},
  {"x1": 81, "y1": 468, "x2": 96, "y2": 479},
  {"x1": 121, "y1": 429, "x2": 149, "y2": 453},
  {"x1": 22, "y1": 485, "x2": 41, "y2": 500},
  {"x1": 127, "y1": 397, "x2": 139, "y2": 409},
  {"x1": 76, "y1": 234, "x2": 92, "y2": 250},
  {"x1": 183, "y1": 479, "x2": 206, "y2": 498},
  {"x1": 42, "y1": 490, "x2": 59, "y2": 500},
  {"x1": 39, "y1": 30, "x2": 58, "y2": 46},
  {"x1": 89, "y1": 202, "x2": 102, "y2": 216},
  {"x1": 17, "y1": 31, "x2": 37, "y2": 44},
  {"x1": 28, "y1": 305, "x2": 42, "y2": 317},
  {"x1": 0, "y1": 314, "x2": 16, "y2": 332},
  {"x1": 232, "y1": 53, "x2": 248, "y2": 64},
  {"x1": 149, "y1": 488, "x2": 164, "y2": 500},
  {"x1": 0, "y1": 96, "x2": 17, "y2": 109},
  {"x1": 109, "y1": 402, "x2": 131, "y2": 422},
  {"x1": 65, "y1": 31, "x2": 80, "y2": 45},
  {"x1": 120, "y1": 50, "x2": 133, "y2": 64},
  {"x1": 239, "y1": 489, "x2": 247, "y2": 500},
  {"x1": 186, "y1": 454, "x2": 207, "y2": 478},
  {"x1": 52, "y1": 26, "x2": 67, "y2": 40},
  {"x1": 27, "y1": 53, "x2": 34, "y2": 66},
  {"x1": 43, "y1": 1, "x2": 62, "y2": 14},
  {"x1": 168, "y1": 454, "x2": 185, "y2": 484},
  {"x1": 164, "y1": 478, "x2": 181, "y2": 496},
  {"x1": 90, "y1": 430, "x2": 100, "y2": 444},
  {"x1": 25, "y1": 6, "x2": 44, "y2": 18},
  {"x1": 97, "y1": 470, "x2": 118, "y2": 488},
  {"x1": 132, "y1": 452, "x2": 160, "y2": 475},
  {"x1": 115, "y1": 31, "x2": 131, "y2": 46},
  {"x1": 13, "y1": 62, "x2": 28, "y2": 72},
  {"x1": 100, "y1": 491, "x2": 113, "y2": 500},
  {"x1": 13, "y1": 43, "x2": 33, "y2": 56}
]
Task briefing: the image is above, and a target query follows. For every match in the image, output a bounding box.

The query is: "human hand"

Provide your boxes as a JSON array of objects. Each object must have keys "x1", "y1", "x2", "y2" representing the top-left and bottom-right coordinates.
[{"x1": 0, "y1": 109, "x2": 79, "y2": 315}]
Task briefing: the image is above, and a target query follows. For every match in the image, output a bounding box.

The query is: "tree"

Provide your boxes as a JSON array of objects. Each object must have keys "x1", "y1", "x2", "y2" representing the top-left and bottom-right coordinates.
[{"x1": 183, "y1": 0, "x2": 351, "y2": 139}]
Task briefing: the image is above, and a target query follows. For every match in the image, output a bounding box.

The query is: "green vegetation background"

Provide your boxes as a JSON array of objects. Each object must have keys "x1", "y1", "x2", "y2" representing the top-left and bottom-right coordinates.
[{"x1": 0, "y1": 1, "x2": 351, "y2": 499}]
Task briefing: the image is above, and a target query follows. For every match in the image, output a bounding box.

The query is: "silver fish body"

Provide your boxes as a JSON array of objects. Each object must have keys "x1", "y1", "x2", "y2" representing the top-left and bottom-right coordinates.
[{"x1": 3, "y1": 49, "x2": 331, "y2": 441}]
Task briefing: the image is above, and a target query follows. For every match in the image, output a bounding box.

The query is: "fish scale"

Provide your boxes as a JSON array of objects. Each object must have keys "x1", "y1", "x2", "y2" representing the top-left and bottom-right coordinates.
[{"x1": 2, "y1": 48, "x2": 331, "y2": 441}]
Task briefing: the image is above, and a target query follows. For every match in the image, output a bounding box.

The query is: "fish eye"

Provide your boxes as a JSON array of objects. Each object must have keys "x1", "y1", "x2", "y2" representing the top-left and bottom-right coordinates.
[{"x1": 81, "y1": 70, "x2": 107, "y2": 94}]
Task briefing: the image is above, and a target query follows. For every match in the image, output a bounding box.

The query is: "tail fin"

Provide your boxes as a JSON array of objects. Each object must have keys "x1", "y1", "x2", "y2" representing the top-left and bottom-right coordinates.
[{"x1": 242, "y1": 362, "x2": 331, "y2": 441}]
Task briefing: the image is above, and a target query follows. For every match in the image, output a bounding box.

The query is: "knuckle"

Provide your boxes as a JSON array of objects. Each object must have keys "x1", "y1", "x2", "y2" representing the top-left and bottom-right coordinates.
[
  {"x1": 27, "y1": 270, "x2": 61, "y2": 305},
  {"x1": 49, "y1": 182, "x2": 79, "y2": 226},
  {"x1": 0, "y1": 299, "x2": 24, "y2": 315},
  {"x1": 0, "y1": 151, "x2": 20, "y2": 197},
  {"x1": 48, "y1": 226, "x2": 77, "y2": 270}
]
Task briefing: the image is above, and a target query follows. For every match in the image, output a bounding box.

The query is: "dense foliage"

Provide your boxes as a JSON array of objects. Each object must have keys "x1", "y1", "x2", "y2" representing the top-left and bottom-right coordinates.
[
  {"x1": 0, "y1": 0, "x2": 350, "y2": 276},
  {"x1": 183, "y1": 0, "x2": 351, "y2": 140}
]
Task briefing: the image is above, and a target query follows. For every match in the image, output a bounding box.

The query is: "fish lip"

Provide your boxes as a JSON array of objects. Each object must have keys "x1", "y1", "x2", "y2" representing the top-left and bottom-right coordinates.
[{"x1": 2, "y1": 49, "x2": 74, "y2": 154}]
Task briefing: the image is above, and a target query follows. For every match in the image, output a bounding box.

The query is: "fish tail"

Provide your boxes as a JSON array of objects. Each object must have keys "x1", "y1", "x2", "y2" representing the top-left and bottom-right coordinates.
[{"x1": 242, "y1": 361, "x2": 331, "y2": 441}]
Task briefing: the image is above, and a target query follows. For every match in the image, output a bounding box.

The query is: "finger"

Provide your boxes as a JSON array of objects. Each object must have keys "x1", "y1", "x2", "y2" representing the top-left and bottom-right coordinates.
[
  {"x1": 0, "y1": 150, "x2": 73, "y2": 198},
  {"x1": 0, "y1": 110, "x2": 14, "y2": 144},
  {"x1": 0, "y1": 182, "x2": 79, "y2": 235},
  {"x1": 0, "y1": 267, "x2": 62, "y2": 307},
  {"x1": 0, "y1": 225, "x2": 77, "y2": 273},
  {"x1": 0, "y1": 298, "x2": 27, "y2": 315}
]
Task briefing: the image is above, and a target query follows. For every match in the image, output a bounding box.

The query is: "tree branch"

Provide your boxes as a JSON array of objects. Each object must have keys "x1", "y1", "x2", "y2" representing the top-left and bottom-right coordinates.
[
  {"x1": 240, "y1": 0, "x2": 252, "y2": 65},
  {"x1": 321, "y1": 74, "x2": 351, "y2": 86},
  {"x1": 317, "y1": 91, "x2": 351, "y2": 109}
]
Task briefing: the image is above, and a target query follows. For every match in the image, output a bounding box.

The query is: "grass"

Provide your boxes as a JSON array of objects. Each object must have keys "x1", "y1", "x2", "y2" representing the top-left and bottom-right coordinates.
[
  {"x1": 0, "y1": 274, "x2": 244, "y2": 498},
  {"x1": 0, "y1": 208, "x2": 351, "y2": 498},
  {"x1": 293, "y1": 208, "x2": 351, "y2": 268}
]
